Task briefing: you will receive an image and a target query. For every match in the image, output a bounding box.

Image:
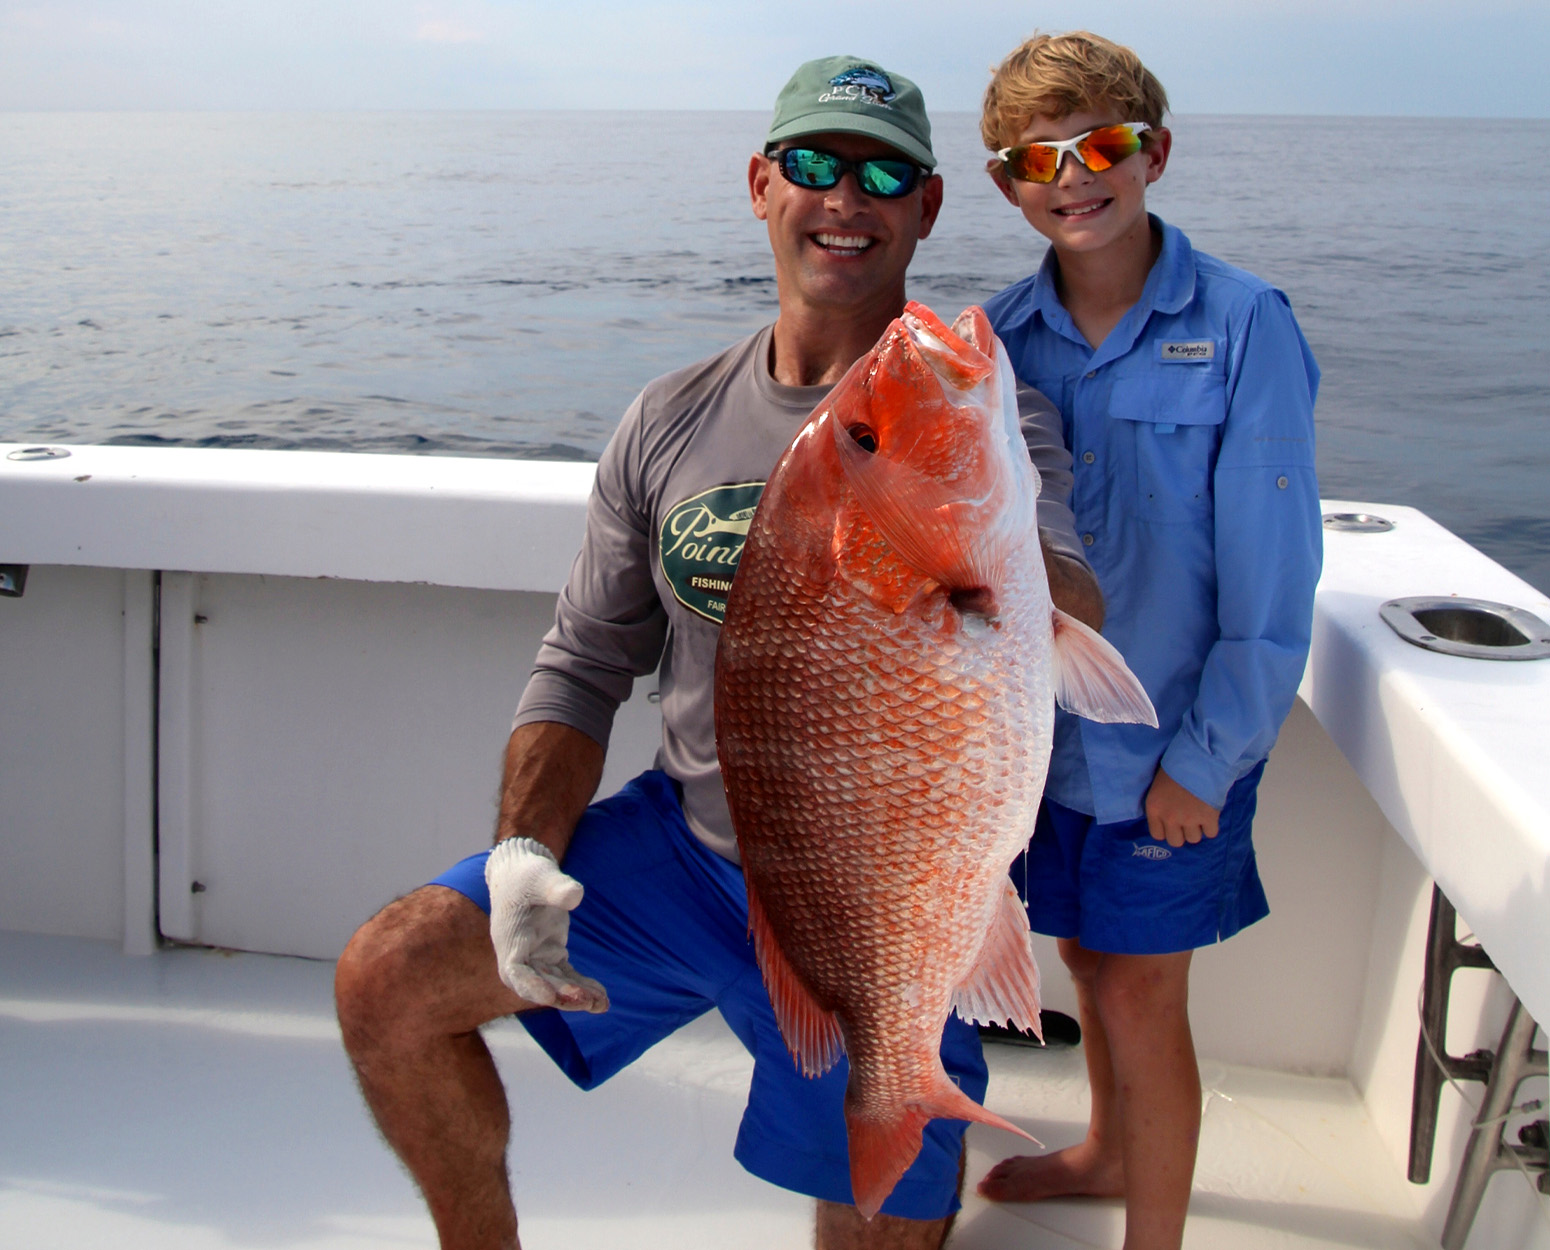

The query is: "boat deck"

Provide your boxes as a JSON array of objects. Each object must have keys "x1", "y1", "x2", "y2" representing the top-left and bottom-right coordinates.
[{"x1": 0, "y1": 931, "x2": 1439, "y2": 1249}]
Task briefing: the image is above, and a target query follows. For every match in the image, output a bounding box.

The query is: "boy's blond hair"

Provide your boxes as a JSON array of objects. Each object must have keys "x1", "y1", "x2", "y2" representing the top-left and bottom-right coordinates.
[{"x1": 980, "y1": 31, "x2": 1169, "y2": 152}]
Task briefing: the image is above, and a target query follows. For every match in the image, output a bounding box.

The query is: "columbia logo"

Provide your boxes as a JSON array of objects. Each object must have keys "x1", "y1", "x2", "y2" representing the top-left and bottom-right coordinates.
[
  {"x1": 1160, "y1": 340, "x2": 1213, "y2": 362},
  {"x1": 1132, "y1": 842, "x2": 1172, "y2": 861}
]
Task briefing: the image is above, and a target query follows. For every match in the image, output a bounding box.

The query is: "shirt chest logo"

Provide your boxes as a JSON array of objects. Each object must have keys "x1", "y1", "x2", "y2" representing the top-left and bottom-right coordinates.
[
  {"x1": 659, "y1": 482, "x2": 764, "y2": 624},
  {"x1": 1158, "y1": 340, "x2": 1215, "y2": 363}
]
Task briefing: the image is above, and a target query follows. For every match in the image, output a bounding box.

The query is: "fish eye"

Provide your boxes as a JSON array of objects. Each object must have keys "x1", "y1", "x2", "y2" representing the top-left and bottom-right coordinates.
[{"x1": 847, "y1": 424, "x2": 878, "y2": 453}]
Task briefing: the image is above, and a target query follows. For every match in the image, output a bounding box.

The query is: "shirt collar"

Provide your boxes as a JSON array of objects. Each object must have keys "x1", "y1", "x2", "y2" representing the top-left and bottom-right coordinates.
[
  {"x1": 1147, "y1": 217, "x2": 1197, "y2": 317},
  {"x1": 1012, "y1": 215, "x2": 1198, "y2": 358}
]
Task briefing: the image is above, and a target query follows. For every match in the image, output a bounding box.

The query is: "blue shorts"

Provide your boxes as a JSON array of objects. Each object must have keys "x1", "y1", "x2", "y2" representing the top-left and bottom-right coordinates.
[
  {"x1": 1011, "y1": 761, "x2": 1270, "y2": 955},
  {"x1": 430, "y1": 770, "x2": 987, "y2": 1221}
]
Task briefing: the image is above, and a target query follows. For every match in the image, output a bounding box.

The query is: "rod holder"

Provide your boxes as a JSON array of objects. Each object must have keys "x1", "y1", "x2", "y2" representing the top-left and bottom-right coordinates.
[{"x1": 1381, "y1": 596, "x2": 1550, "y2": 661}]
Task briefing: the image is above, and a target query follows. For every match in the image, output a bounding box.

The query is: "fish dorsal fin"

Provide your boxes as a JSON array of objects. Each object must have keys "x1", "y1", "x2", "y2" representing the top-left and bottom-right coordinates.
[
  {"x1": 951, "y1": 879, "x2": 1043, "y2": 1032},
  {"x1": 746, "y1": 876, "x2": 844, "y2": 1077},
  {"x1": 1050, "y1": 608, "x2": 1160, "y2": 726}
]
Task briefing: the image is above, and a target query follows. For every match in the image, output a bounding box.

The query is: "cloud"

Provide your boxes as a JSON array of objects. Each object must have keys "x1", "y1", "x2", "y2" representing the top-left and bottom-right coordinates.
[
  {"x1": 415, "y1": 17, "x2": 485, "y2": 44},
  {"x1": 0, "y1": 0, "x2": 1544, "y2": 114}
]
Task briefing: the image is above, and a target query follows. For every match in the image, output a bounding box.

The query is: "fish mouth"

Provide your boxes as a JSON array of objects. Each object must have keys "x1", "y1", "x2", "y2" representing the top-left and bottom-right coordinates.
[{"x1": 812, "y1": 231, "x2": 876, "y2": 256}]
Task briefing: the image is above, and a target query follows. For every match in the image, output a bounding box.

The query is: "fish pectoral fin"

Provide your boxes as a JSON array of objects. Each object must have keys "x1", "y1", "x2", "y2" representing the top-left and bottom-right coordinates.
[
  {"x1": 831, "y1": 509, "x2": 940, "y2": 614},
  {"x1": 831, "y1": 406, "x2": 1007, "y2": 595},
  {"x1": 747, "y1": 879, "x2": 844, "y2": 1077},
  {"x1": 1049, "y1": 608, "x2": 1160, "y2": 727},
  {"x1": 951, "y1": 879, "x2": 1043, "y2": 1033}
]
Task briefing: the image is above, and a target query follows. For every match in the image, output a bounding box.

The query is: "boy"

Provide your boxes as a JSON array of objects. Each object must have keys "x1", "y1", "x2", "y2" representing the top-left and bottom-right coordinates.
[{"x1": 973, "y1": 31, "x2": 1322, "y2": 1250}]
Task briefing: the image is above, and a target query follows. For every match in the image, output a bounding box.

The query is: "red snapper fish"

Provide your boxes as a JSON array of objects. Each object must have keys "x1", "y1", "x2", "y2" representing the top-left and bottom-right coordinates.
[{"x1": 714, "y1": 301, "x2": 1157, "y2": 1217}]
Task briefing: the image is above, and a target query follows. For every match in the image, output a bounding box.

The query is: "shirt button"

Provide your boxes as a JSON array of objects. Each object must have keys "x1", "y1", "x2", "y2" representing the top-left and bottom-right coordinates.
[
  {"x1": 1082, "y1": 451, "x2": 1096, "y2": 464},
  {"x1": 1085, "y1": 370, "x2": 1097, "y2": 379},
  {"x1": 1276, "y1": 475, "x2": 1289, "y2": 489},
  {"x1": 1082, "y1": 533, "x2": 1095, "y2": 547}
]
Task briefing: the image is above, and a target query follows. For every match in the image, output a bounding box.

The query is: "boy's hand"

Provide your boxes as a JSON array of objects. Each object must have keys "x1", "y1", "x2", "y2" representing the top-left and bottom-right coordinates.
[{"x1": 1144, "y1": 768, "x2": 1220, "y2": 847}]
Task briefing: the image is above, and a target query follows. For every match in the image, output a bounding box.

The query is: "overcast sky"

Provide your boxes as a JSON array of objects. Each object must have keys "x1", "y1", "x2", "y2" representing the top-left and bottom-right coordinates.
[{"x1": 2, "y1": 0, "x2": 1545, "y2": 117}]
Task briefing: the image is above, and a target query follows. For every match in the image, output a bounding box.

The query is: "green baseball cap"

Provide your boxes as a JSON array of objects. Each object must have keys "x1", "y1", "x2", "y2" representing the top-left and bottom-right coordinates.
[{"x1": 766, "y1": 56, "x2": 935, "y2": 170}]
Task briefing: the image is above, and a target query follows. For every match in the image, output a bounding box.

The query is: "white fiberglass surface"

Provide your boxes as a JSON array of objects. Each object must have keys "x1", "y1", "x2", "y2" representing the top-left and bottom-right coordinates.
[{"x1": 1, "y1": 932, "x2": 1434, "y2": 1249}]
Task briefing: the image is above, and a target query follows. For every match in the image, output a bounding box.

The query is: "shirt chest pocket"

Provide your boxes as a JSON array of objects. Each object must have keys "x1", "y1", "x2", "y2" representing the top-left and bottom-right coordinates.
[{"x1": 1107, "y1": 369, "x2": 1227, "y2": 526}]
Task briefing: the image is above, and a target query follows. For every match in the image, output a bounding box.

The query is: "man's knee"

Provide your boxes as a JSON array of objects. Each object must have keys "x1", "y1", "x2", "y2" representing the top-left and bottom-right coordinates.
[{"x1": 335, "y1": 885, "x2": 500, "y2": 1049}]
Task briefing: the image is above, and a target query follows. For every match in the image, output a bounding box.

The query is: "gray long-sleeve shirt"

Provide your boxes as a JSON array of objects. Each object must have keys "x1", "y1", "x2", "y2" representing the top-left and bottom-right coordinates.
[{"x1": 514, "y1": 324, "x2": 1084, "y2": 861}]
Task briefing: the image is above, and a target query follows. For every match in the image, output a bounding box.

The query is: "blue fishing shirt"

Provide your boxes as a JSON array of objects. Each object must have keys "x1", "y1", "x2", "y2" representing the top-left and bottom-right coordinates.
[{"x1": 989, "y1": 217, "x2": 1322, "y2": 822}]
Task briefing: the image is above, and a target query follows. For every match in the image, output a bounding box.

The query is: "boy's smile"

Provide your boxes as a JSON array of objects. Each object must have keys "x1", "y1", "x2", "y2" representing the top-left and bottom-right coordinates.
[{"x1": 989, "y1": 109, "x2": 1170, "y2": 261}]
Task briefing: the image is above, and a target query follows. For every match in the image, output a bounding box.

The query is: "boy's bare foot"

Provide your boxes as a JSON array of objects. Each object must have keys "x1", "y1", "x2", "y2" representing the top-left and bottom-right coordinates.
[{"x1": 976, "y1": 1141, "x2": 1125, "y2": 1203}]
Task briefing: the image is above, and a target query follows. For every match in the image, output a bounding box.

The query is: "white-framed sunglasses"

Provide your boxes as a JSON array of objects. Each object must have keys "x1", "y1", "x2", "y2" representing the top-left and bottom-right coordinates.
[{"x1": 995, "y1": 122, "x2": 1151, "y2": 184}]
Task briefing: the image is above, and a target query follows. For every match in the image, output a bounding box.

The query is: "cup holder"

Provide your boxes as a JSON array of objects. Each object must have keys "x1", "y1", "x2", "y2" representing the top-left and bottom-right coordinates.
[{"x1": 1380, "y1": 597, "x2": 1550, "y2": 661}]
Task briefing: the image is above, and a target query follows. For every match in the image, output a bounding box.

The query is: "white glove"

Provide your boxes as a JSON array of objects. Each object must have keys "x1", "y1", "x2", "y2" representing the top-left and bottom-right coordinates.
[{"x1": 485, "y1": 838, "x2": 609, "y2": 1012}]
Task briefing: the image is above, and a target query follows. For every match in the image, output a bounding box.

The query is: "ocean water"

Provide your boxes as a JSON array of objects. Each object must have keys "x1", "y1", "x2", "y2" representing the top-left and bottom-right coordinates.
[{"x1": 2, "y1": 111, "x2": 1546, "y2": 593}]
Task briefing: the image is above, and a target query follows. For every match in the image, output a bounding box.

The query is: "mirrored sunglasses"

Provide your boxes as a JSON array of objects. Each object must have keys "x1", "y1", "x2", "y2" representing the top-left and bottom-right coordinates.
[
  {"x1": 996, "y1": 123, "x2": 1151, "y2": 184},
  {"x1": 766, "y1": 146, "x2": 924, "y2": 199}
]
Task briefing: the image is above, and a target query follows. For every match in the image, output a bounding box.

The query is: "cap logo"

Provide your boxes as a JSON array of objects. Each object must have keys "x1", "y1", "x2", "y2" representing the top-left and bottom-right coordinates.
[{"x1": 820, "y1": 66, "x2": 896, "y2": 108}]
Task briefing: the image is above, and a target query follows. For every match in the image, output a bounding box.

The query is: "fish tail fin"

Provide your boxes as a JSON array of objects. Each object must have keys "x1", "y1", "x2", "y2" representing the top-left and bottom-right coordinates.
[
  {"x1": 951, "y1": 880, "x2": 1043, "y2": 1035},
  {"x1": 746, "y1": 878, "x2": 845, "y2": 1077},
  {"x1": 1050, "y1": 607, "x2": 1159, "y2": 726},
  {"x1": 846, "y1": 1103, "x2": 933, "y2": 1220},
  {"x1": 846, "y1": 1075, "x2": 1042, "y2": 1219}
]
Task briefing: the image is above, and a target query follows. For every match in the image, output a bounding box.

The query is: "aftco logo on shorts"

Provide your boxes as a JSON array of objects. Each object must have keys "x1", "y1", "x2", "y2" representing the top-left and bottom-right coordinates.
[{"x1": 1132, "y1": 842, "x2": 1172, "y2": 861}]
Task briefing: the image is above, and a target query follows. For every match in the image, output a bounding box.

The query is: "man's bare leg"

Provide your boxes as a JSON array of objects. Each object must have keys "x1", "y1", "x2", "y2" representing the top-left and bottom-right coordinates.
[
  {"x1": 815, "y1": 1138, "x2": 965, "y2": 1248},
  {"x1": 815, "y1": 1200, "x2": 954, "y2": 1249},
  {"x1": 335, "y1": 884, "x2": 536, "y2": 1250},
  {"x1": 978, "y1": 938, "x2": 1124, "y2": 1202}
]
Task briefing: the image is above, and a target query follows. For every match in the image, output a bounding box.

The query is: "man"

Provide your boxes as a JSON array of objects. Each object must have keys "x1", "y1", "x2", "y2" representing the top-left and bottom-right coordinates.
[{"x1": 334, "y1": 55, "x2": 1103, "y2": 1250}]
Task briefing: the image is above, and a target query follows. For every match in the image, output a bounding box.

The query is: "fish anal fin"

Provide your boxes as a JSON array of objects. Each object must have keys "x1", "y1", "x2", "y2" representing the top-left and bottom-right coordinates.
[
  {"x1": 951, "y1": 879, "x2": 1043, "y2": 1034},
  {"x1": 746, "y1": 878, "x2": 844, "y2": 1077},
  {"x1": 1050, "y1": 608, "x2": 1160, "y2": 727},
  {"x1": 846, "y1": 1073, "x2": 1042, "y2": 1219}
]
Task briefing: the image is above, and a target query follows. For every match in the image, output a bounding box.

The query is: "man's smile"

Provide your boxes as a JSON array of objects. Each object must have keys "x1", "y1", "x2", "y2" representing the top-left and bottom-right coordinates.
[{"x1": 811, "y1": 231, "x2": 876, "y2": 255}]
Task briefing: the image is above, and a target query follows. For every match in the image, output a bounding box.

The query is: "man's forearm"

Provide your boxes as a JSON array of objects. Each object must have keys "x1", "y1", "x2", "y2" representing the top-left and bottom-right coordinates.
[
  {"x1": 494, "y1": 720, "x2": 606, "y2": 860},
  {"x1": 1043, "y1": 545, "x2": 1104, "y2": 631}
]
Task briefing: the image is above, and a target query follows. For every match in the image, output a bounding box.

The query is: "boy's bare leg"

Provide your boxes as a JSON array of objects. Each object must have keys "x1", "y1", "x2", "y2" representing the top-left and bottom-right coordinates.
[
  {"x1": 978, "y1": 938, "x2": 1124, "y2": 1202},
  {"x1": 1099, "y1": 950, "x2": 1197, "y2": 1250},
  {"x1": 979, "y1": 945, "x2": 1197, "y2": 1250},
  {"x1": 335, "y1": 884, "x2": 537, "y2": 1250}
]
